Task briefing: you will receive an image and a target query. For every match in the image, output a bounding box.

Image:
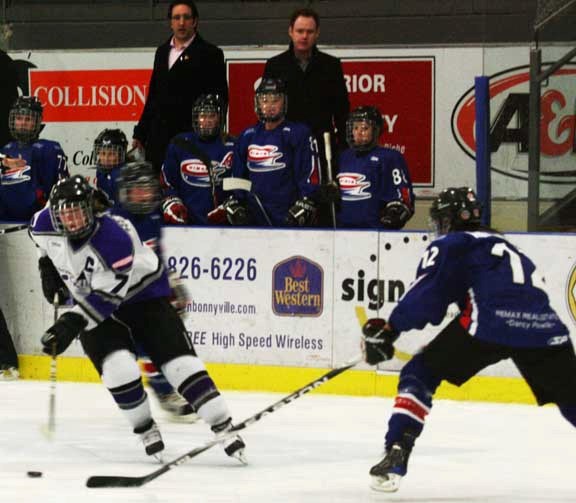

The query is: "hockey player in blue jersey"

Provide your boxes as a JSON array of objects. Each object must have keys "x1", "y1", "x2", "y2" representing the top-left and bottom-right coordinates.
[
  {"x1": 336, "y1": 106, "x2": 414, "y2": 229},
  {"x1": 361, "y1": 187, "x2": 576, "y2": 492},
  {"x1": 225, "y1": 78, "x2": 320, "y2": 227},
  {"x1": 30, "y1": 176, "x2": 246, "y2": 461},
  {"x1": 161, "y1": 94, "x2": 233, "y2": 225},
  {"x1": 115, "y1": 161, "x2": 198, "y2": 421},
  {"x1": 0, "y1": 96, "x2": 68, "y2": 221},
  {"x1": 93, "y1": 128, "x2": 128, "y2": 207}
]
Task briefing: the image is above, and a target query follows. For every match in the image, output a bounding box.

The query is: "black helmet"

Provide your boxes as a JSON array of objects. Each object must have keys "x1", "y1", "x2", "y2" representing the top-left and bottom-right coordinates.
[
  {"x1": 429, "y1": 187, "x2": 482, "y2": 235},
  {"x1": 49, "y1": 175, "x2": 96, "y2": 239},
  {"x1": 93, "y1": 129, "x2": 128, "y2": 170},
  {"x1": 346, "y1": 106, "x2": 383, "y2": 152},
  {"x1": 254, "y1": 78, "x2": 287, "y2": 123},
  {"x1": 116, "y1": 161, "x2": 161, "y2": 215},
  {"x1": 192, "y1": 94, "x2": 224, "y2": 140},
  {"x1": 9, "y1": 96, "x2": 43, "y2": 143}
]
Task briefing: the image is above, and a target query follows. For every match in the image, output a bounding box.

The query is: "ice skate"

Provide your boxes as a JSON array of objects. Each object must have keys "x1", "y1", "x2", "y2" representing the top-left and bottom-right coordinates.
[
  {"x1": 212, "y1": 418, "x2": 247, "y2": 464},
  {"x1": 157, "y1": 391, "x2": 200, "y2": 423},
  {"x1": 134, "y1": 419, "x2": 165, "y2": 461},
  {"x1": 0, "y1": 364, "x2": 19, "y2": 381},
  {"x1": 369, "y1": 443, "x2": 411, "y2": 492}
]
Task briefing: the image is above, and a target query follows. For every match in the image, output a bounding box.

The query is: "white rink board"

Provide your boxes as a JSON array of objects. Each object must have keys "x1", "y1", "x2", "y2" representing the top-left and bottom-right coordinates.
[{"x1": 3, "y1": 226, "x2": 576, "y2": 378}]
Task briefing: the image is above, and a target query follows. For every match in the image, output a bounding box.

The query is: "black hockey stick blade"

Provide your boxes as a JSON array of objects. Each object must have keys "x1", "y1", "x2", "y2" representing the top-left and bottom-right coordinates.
[
  {"x1": 86, "y1": 356, "x2": 361, "y2": 488},
  {"x1": 0, "y1": 223, "x2": 28, "y2": 235}
]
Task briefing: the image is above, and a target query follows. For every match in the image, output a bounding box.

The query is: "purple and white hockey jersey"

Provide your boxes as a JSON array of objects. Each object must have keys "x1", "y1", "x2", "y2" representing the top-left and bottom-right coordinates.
[
  {"x1": 0, "y1": 139, "x2": 68, "y2": 221},
  {"x1": 162, "y1": 132, "x2": 233, "y2": 224},
  {"x1": 29, "y1": 208, "x2": 170, "y2": 330},
  {"x1": 231, "y1": 120, "x2": 319, "y2": 226},
  {"x1": 389, "y1": 231, "x2": 569, "y2": 348},
  {"x1": 336, "y1": 146, "x2": 413, "y2": 229}
]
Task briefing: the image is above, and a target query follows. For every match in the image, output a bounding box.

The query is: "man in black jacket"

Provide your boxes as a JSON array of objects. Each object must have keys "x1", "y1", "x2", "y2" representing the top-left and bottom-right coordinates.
[
  {"x1": 263, "y1": 8, "x2": 349, "y2": 227},
  {"x1": 0, "y1": 49, "x2": 18, "y2": 148},
  {"x1": 133, "y1": 1, "x2": 228, "y2": 172}
]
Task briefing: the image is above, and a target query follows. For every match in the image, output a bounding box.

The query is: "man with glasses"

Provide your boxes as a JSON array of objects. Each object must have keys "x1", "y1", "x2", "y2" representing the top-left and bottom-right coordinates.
[{"x1": 132, "y1": 1, "x2": 228, "y2": 173}]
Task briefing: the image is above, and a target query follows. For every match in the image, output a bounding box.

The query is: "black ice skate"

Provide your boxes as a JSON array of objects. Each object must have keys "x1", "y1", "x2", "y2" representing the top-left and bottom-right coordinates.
[
  {"x1": 211, "y1": 418, "x2": 247, "y2": 464},
  {"x1": 369, "y1": 442, "x2": 412, "y2": 492},
  {"x1": 157, "y1": 391, "x2": 200, "y2": 423},
  {"x1": 134, "y1": 419, "x2": 165, "y2": 460}
]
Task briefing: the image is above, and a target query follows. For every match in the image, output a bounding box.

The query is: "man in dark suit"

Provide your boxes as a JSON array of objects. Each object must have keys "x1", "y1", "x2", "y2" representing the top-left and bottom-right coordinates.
[
  {"x1": 263, "y1": 8, "x2": 349, "y2": 227},
  {"x1": 133, "y1": 1, "x2": 228, "y2": 172},
  {"x1": 0, "y1": 49, "x2": 18, "y2": 148}
]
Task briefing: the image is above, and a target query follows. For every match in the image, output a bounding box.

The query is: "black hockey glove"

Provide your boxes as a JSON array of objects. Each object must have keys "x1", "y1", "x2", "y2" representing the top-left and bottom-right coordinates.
[
  {"x1": 223, "y1": 197, "x2": 250, "y2": 226},
  {"x1": 41, "y1": 312, "x2": 87, "y2": 356},
  {"x1": 380, "y1": 201, "x2": 412, "y2": 230},
  {"x1": 318, "y1": 181, "x2": 341, "y2": 204},
  {"x1": 38, "y1": 256, "x2": 70, "y2": 305},
  {"x1": 286, "y1": 197, "x2": 318, "y2": 227},
  {"x1": 361, "y1": 318, "x2": 399, "y2": 365}
]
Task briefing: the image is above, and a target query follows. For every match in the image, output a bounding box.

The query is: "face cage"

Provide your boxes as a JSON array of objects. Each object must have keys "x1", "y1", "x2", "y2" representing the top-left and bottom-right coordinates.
[
  {"x1": 50, "y1": 200, "x2": 95, "y2": 239},
  {"x1": 118, "y1": 180, "x2": 161, "y2": 215},
  {"x1": 8, "y1": 109, "x2": 42, "y2": 143},
  {"x1": 192, "y1": 107, "x2": 221, "y2": 139},
  {"x1": 94, "y1": 144, "x2": 126, "y2": 170},
  {"x1": 254, "y1": 93, "x2": 286, "y2": 123},
  {"x1": 346, "y1": 119, "x2": 379, "y2": 152}
]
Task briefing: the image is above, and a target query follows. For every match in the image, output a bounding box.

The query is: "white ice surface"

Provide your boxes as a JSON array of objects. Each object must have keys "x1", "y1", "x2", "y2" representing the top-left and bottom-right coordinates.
[{"x1": 0, "y1": 380, "x2": 574, "y2": 503}]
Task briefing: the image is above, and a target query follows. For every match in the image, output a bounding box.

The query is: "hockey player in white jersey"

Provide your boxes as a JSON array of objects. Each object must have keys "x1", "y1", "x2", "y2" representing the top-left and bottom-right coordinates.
[{"x1": 29, "y1": 175, "x2": 246, "y2": 461}]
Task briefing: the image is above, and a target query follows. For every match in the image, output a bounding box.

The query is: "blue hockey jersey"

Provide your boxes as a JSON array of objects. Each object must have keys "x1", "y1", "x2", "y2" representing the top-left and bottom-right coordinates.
[
  {"x1": 336, "y1": 146, "x2": 414, "y2": 229},
  {"x1": 0, "y1": 139, "x2": 68, "y2": 221},
  {"x1": 389, "y1": 231, "x2": 569, "y2": 348},
  {"x1": 162, "y1": 132, "x2": 233, "y2": 225},
  {"x1": 231, "y1": 120, "x2": 319, "y2": 226}
]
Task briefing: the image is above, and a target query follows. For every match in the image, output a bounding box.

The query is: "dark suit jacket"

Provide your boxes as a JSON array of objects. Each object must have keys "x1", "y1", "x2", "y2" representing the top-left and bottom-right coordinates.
[
  {"x1": 263, "y1": 44, "x2": 349, "y2": 151},
  {"x1": 134, "y1": 34, "x2": 228, "y2": 170},
  {"x1": 0, "y1": 51, "x2": 18, "y2": 148}
]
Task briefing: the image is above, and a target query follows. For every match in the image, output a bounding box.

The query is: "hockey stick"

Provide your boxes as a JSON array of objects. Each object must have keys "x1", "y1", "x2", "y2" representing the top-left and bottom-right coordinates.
[
  {"x1": 41, "y1": 295, "x2": 59, "y2": 439},
  {"x1": 322, "y1": 132, "x2": 337, "y2": 229},
  {"x1": 222, "y1": 177, "x2": 273, "y2": 226},
  {"x1": 86, "y1": 355, "x2": 362, "y2": 488},
  {"x1": 0, "y1": 223, "x2": 29, "y2": 235}
]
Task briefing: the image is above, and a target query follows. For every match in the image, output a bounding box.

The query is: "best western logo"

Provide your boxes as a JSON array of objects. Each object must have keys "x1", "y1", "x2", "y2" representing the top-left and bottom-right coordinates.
[
  {"x1": 29, "y1": 69, "x2": 152, "y2": 122},
  {"x1": 272, "y1": 256, "x2": 323, "y2": 317}
]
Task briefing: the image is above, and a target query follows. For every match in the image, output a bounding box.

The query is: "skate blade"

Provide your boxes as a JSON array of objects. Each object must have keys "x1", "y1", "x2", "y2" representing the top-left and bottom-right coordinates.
[{"x1": 370, "y1": 473, "x2": 402, "y2": 492}]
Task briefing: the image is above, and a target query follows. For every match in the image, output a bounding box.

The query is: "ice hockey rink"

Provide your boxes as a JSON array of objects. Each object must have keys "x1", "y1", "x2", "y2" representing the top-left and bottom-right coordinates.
[{"x1": 1, "y1": 380, "x2": 574, "y2": 503}]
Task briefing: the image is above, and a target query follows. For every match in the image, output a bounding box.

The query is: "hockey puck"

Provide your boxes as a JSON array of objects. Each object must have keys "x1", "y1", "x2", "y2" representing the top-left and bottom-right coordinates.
[{"x1": 27, "y1": 471, "x2": 43, "y2": 478}]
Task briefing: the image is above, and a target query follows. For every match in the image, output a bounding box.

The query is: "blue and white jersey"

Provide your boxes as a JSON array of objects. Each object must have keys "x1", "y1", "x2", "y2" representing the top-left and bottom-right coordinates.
[
  {"x1": 0, "y1": 139, "x2": 68, "y2": 221},
  {"x1": 162, "y1": 132, "x2": 233, "y2": 225},
  {"x1": 389, "y1": 231, "x2": 569, "y2": 348},
  {"x1": 95, "y1": 166, "x2": 122, "y2": 206},
  {"x1": 231, "y1": 120, "x2": 319, "y2": 226},
  {"x1": 30, "y1": 208, "x2": 170, "y2": 330},
  {"x1": 336, "y1": 146, "x2": 413, "y2": 229}
]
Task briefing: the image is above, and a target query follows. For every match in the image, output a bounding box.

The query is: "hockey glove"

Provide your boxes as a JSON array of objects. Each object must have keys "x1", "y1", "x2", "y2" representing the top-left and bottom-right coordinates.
[
  {"x1": 318, "y1": 181, "x2": 341, "y2": 204},
  {"x1": 223, "y1": 197, "x2": 250, "y2": 226},
  {"x1": 380, "y1": 201, "x2": 412, "y2": 230},
  {"x1": 286, "y1": 197, "x2": 318, "y2": 227},
  {"x1": 41, "y1": 312, "x2": 87, "y2": 356},
  {"x1": 38, "y1": 256, "x2": 70, "y2": 305},
  {"x1": 168, "y1": 272, "x2": 189, "y2": 316},
  {"x1": 207, "y1": 204, "x2": 228, "y2": 225},
  {"x1": 162, "y1": 197, "x2": 188, "y2": 224},
  {"x1": 361, "y1": 318, "x2": 399, "y2": 365}
]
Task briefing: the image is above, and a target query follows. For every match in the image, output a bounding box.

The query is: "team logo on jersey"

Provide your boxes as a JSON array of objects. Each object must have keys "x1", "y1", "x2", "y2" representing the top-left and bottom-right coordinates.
[
  {"x1": 180, "y1": 159, "x2": 210, "y2": 187},
  {"x1": 0, "y1": 165, "x2": 32, "y2": 185},
  {"x1": 247, "y1": 145, "x2": 285, "y2": 172},
  {"x1": 566, "y1": 260, "x2": 576, "y2": 326},
  {"x1": 73, "y1": 270, "x2": 91, "y2": 294},
  {"x1": 272, "y1": 256, "x2": 323, "y2": 317},
  {"x1": 337, "y1": 172, "x2": 371, "y2": 201}
]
